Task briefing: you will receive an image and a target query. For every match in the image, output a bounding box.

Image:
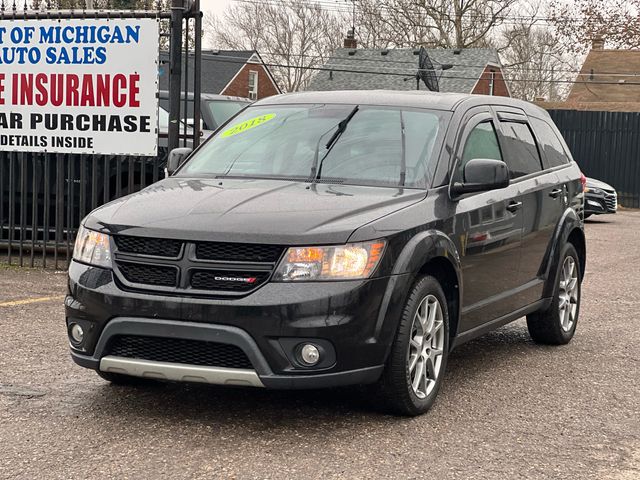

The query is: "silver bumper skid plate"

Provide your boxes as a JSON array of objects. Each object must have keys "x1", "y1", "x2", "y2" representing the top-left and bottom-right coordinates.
[{"x1": 99, "y1": 356, "x2": 265, "y2": 387}]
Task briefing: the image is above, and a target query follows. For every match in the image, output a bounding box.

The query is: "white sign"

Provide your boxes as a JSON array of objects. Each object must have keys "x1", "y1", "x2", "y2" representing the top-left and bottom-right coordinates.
[{"x1": 0, "y1": 18, "x2": 159, "y2": 156}]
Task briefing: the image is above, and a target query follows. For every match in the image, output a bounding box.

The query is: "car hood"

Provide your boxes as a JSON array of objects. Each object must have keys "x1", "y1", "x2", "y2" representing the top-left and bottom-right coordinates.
[
  {"x1": 586, "y1": 177, "x2": 615, "y2": 191},
  {"x1": 85, "y1": 177, "x2": 427, "y2": 245}
]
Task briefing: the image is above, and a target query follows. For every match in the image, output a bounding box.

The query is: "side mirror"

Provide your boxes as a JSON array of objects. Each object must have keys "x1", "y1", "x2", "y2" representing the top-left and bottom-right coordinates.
[
  {"x1": 165, "y1": 147, "x2": 193, "y2": 177},
  {"x1": 450, "y1": 158, "x2": 510, "y2": 197}
]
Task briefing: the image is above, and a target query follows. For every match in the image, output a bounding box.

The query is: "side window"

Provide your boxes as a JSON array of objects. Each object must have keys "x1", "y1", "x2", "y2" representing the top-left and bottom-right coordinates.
[
  {"x1": 500, "y1": 121, "x2": 543, "y2": 178},
  {"x1": 530, "y1": 117, "x2": 570, "y2": 169},
  {"x1": 459, "y1": 122, "x2": 502, "y2": 179}
]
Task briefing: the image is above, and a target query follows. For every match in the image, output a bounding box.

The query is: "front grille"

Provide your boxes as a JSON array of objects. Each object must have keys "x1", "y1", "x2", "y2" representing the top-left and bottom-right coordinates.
[
  {"x1": 196, "y1": 242, "x2": 284, "y2": 263},
  {"x1": 117, "y1": 261, "x2": 178, "y2": 287},
  {"x1": 107, "y1": 335, "x2": 252, "y2": 369},
  {"x1": 113, "y1": 237, "x2": 281, "y2": 295},
  {"x1": 190, "y1": 270, "x2": 271, "y2": 292},
  {"x1": 605, "y1": 193, "x2": 617, "y2": 211},
  {"x1": 114, "y1": 235, "x2": 183, "y2": 258}
]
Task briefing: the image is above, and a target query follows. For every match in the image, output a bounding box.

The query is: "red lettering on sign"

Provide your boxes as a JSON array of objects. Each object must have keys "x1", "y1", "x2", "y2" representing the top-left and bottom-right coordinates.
[
  {"x1": 80, "y1": 74, "x2": 95, "y2": 107},
  {"x1": 8, "y1": 73, "x2": 143, "y2": 108},
  {"x1": 113, "y1": 74, "x2": 126, "y2": 108}
]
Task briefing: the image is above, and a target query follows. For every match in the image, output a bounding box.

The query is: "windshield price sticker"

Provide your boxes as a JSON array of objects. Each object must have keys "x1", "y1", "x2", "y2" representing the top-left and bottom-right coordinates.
[{"x1": 222, "y1": 113, "x2": 275, "y2": 138}]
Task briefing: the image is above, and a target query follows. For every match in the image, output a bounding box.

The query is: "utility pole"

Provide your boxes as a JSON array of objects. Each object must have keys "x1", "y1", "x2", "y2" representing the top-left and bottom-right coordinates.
[
  {"x1": 168, "y1": 0, "x2": 184, "y2": 153},
  {"x1": 192, "y1": 0, "x2": 202, "y2": 148}
]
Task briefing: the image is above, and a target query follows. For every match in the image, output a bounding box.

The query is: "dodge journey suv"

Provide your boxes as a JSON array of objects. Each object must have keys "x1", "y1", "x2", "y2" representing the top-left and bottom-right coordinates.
[{"x1": 67, "y1": 91, "x2": 585, "y2": 416}]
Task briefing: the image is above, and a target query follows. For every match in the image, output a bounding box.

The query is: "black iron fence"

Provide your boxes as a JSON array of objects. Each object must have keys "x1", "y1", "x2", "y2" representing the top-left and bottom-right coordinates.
[
  {"x1": 0, "y1": 150, "x2": 167, "y2": 268},
  {"x1": 549, "y1": 109, "x2": 640, "y2": 209},
  {"x1": 0, "y1": 1, "x2": 201, "y2": 267}
]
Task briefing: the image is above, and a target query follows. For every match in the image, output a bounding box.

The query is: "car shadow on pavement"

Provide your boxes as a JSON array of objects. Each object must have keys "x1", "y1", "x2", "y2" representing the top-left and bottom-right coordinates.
[{"x1": 84, "y1": 321, "x2": 552, "y2": 427}]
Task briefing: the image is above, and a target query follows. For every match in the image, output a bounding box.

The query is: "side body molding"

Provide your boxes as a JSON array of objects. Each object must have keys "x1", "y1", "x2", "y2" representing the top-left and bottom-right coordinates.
[
  {"x1": 539, "y1": 207, "x2": 586, "y2": 298},
  {"x1": 391, "y1": 229, "x2": 462, "y2": 277}
]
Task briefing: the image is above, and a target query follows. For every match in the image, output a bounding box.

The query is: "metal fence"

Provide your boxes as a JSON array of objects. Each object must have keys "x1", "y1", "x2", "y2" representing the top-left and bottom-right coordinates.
[
  {"x1": 548, "y1": 109, "x2": 640, "y2": 209},
  {"x1": 1, "y1": 150, "x2": 167, "y2": 268},
  {"x1": 1, "y1": 1, "x2": 201, "y2": 267}
]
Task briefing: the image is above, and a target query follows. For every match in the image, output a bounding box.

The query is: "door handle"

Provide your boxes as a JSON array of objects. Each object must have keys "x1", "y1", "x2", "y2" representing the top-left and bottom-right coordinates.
[
  {"x1": 549, "y1": 188, "x2": 563, "y2": 198},
  {"x1": 506, "y1": 201, "x2": 522, "y2": 213}
]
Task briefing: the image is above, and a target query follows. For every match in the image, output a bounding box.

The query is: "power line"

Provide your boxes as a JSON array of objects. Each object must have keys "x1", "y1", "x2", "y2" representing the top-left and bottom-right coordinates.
[
  {"x1": 218, "y1": 49, "x2": 640, "y2": 78},
  {"x1": 231, "y1": 0, "x2": 597, "y2": 25},
  {"x1": 201, "y1": 50, "x2": 640, "y2": 78},
  {"x1": 201, "y1": 52, "x2": 640, "y2": 86}
]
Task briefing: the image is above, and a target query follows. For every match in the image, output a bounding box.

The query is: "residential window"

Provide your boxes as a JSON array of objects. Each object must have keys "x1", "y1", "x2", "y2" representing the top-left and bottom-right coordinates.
[{"x1": 248, "y1": 70, "x2": 258, "y2": 100}]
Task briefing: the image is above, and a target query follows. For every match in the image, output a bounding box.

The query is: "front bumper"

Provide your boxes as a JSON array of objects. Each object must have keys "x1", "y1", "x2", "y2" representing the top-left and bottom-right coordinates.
[
  {"x1": 584, "y1": 190, "x2": 617, "y2": 215},
  {"x1": 66, "y1": 261, "x2": 413, "y2": 389}
]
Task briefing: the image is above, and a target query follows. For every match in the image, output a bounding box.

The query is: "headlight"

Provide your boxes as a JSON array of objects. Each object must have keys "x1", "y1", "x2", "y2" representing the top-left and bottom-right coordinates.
[
  {"x1": 585, "y1": 187, "x2": 602, "y2": 194},
  {"x1": 73, "y1": 225, "x2": 112, "y2": 268},
  {"x1": 273, "y1": 240, "x2": 385, "y2": 281}
]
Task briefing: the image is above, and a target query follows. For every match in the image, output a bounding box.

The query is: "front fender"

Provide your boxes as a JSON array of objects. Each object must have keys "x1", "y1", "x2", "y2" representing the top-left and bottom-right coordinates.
[
  {"x1": 371, "y1": 230, "x2": 462, "y2": 355},
  {"x1": 391, "y1": 229, "x2": 461, "y2": 277}
]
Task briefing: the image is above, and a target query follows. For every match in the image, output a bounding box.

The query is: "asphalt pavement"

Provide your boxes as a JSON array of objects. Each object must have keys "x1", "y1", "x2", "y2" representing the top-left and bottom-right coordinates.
[{"x1": 1, "y1": 211, "x2": 639, "y2": 479}]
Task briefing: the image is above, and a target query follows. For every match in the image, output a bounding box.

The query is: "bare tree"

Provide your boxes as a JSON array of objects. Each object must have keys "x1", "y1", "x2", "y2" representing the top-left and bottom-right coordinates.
[
  {"x1": 551, "y1": 0, "x2": 640, "y2": 52},
  {"x1": 501, "y1": 21, "x2": 577, "y2": 101},
  {"x1": 355, "y1": 0, "x2": 520, "y2": 49},
  {"x1": 207, "y1": 0, "x2": 346, "y2": 92}
]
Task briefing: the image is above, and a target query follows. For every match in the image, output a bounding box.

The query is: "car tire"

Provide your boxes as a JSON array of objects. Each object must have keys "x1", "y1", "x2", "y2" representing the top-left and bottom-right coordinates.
[
  {"x1": 527, "y1": 243, "x2": 581, "y2": 345},
  {"x1": 375, "y1": 275, "x2": 450, "y2": 416}
]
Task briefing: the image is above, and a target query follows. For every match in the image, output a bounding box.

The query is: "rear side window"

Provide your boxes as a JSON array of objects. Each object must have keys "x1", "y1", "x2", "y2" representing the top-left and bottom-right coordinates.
[
  {"x1": 459, "y1": 122, "x2": 502, "y2": 179},
  {"x1": 500, "y1": 122, "x2": 543, "y2": 178},
  {"x1": 530, "y1": 118, "x2": 570, "y2": 168}
]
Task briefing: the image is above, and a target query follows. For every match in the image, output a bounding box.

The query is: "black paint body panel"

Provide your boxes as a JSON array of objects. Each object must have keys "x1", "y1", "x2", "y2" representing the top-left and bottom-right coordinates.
[{"x1": 68, "y1": 91, "x2": 585, "y2": 388}]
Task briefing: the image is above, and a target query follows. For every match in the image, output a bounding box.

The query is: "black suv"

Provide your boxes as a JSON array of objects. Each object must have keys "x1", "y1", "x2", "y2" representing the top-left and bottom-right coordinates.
[{"x1": 67, "y1": 91, "x2": 586, "y2": 416}]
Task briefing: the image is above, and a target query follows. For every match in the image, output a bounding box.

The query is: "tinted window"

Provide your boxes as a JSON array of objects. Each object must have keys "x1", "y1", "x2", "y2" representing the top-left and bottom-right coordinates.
[
  {"x1": 530, "y1": 117, "x2": 570, "y2": 168},
  {"x1": 500, "y1": 122, "x2": 543, "y2": 178},
  {"x1": 207, "y1": 100, "x2": 248, "y2": 129},
  {"x1": 459, "y1": 122, "x2": 502, "y2": 179},
  {"x1": 179, "y1": 104, "x2": 449, "y2": 188}
]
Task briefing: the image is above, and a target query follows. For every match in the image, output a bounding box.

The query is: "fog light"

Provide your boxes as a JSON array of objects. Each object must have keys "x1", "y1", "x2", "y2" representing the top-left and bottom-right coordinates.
[
  {"x1": 69, "y1": 323, "x2": 84, "y2": 344},
  {"x1": 299, "y1": 344, "x2": 320, "y2": 366}
]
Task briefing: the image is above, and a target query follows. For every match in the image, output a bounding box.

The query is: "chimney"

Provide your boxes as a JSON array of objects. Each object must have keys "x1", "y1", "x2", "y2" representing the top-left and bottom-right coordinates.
[
  {"x1": 592, "y1": 36, "x2": 605, "y2": 50},
  {"x1": 344, "y1": 28, "x2": 357, "y2": 49}
]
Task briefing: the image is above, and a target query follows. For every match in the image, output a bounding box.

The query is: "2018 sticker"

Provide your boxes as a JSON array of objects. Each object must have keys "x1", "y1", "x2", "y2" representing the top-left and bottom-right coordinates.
[{"x1": 221, "y1": 113, "x2": 276, "y2": 138}]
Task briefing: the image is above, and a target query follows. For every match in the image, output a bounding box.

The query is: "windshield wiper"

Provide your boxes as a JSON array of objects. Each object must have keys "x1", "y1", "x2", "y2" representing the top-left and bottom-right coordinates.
[{"x1": 309, "y1": 105, "x2": 359, "y2": 181}]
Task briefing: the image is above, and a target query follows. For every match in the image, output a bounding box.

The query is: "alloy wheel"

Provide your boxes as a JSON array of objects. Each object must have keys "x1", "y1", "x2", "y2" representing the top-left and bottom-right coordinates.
[
  {"x1": 558, "y1": 256, "x2": 579, "y2": 332},
  {"x1": 407, "y1": 295, "x2": 445, "y2": 399}
]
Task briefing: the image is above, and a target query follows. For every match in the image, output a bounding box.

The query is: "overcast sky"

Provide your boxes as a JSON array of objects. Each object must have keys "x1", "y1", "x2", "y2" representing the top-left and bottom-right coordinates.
[{"x1": 202, "y1": 0, "x2": 232, "y2": 19}]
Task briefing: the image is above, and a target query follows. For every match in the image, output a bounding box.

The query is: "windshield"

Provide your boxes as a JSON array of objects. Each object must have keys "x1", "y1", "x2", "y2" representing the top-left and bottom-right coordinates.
[
  {"x1": 178, "y1": 104, "x2": 449, "y2": 188},
  {"x1": 207, "y1": 100, "x2": 249, "y2": 128}
]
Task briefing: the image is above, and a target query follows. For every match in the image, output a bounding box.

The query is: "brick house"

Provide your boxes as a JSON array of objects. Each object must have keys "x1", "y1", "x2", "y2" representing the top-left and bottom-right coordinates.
[
  {"x1": 160, "y1": 50, "x2": 281, "y2": 100},
  {"x1": 307, "y1": 44, "x2": 510, "y2": 96},
  {"x1": 538, "y1": 39, "x2": 640, "y2": 112}
]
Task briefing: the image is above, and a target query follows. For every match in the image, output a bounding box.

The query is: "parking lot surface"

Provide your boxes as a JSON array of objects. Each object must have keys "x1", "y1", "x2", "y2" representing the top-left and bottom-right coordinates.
[{"x1": 1, "y1": 211, "x2": 639, "y2": 479}]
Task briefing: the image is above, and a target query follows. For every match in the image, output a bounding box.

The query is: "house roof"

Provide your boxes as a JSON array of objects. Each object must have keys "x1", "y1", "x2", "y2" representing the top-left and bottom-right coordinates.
[
  {"x1": 159, "y1": 50, "x2": 256, "y2": 94},
  {"x1": 566, "y1": 49, "x2": 640, "y2": 104},
  {"x1": 306, "y1": 48, "x2": 503, "y2": 94}
]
